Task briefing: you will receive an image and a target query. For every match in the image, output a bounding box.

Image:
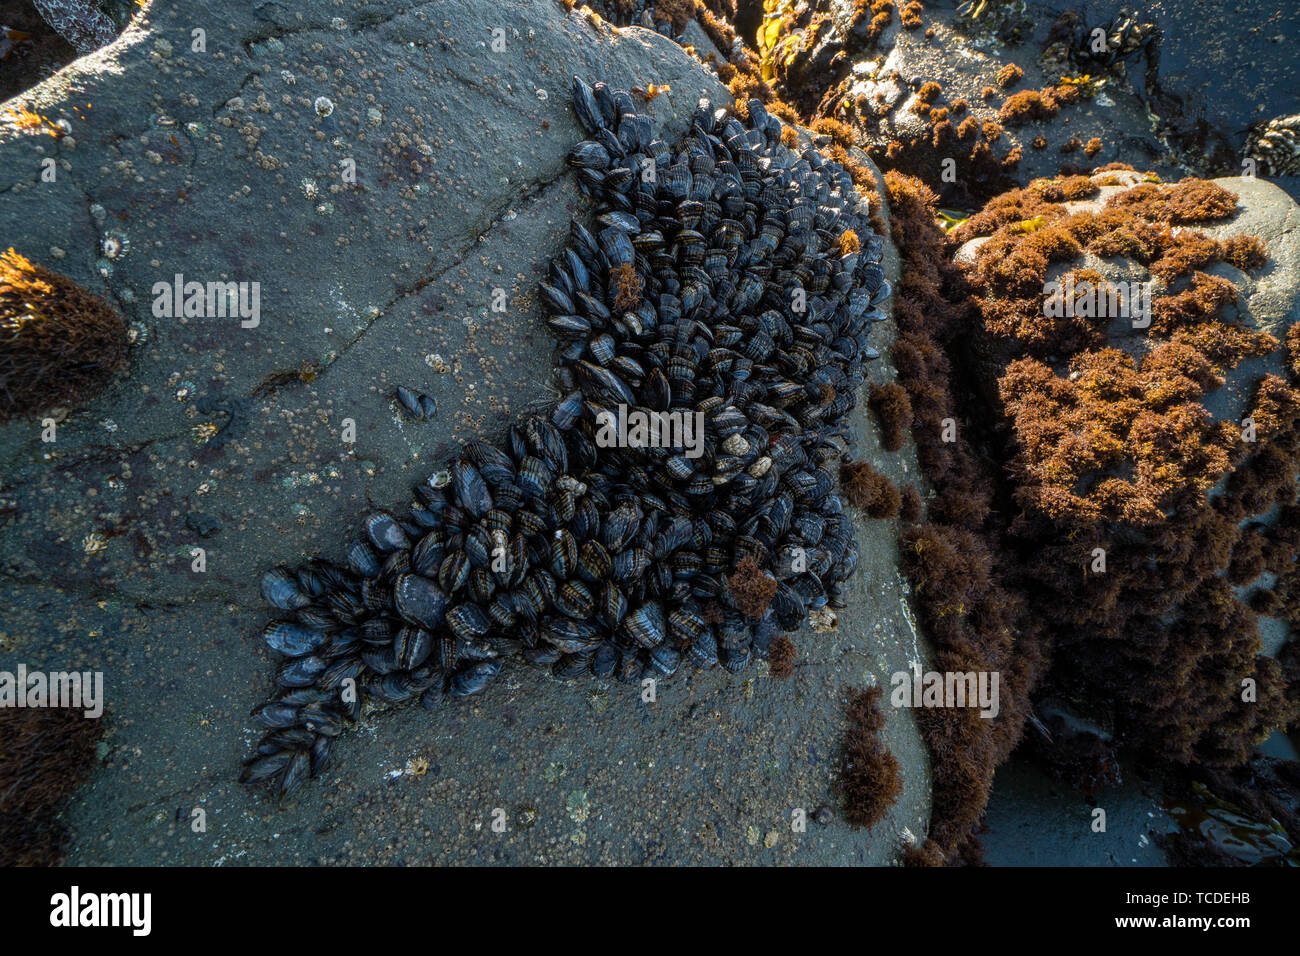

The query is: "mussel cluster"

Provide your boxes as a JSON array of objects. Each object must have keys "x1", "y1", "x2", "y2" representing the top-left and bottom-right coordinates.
[
  {"x1": 1245, "y1": 113, "x2": 1300, "y2": 178},
  {"x1": 1077, "y1": 6, "x2": 1159, "y2": 67},
  {"x1": 242, "y1": 77, "x2": 891, "y2": 800},
  {"x1": 584, "y1": 2, "x2": 688, "y2": 36}
]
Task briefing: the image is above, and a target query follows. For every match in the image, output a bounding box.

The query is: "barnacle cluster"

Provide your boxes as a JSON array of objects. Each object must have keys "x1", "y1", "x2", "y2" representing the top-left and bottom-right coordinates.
[
  {"x1": 1073, "y1": 6, "x2": 1159, "y2": 70},
  {"x1": 242, "y1": 77, "x2": 891, "y2": 800}
]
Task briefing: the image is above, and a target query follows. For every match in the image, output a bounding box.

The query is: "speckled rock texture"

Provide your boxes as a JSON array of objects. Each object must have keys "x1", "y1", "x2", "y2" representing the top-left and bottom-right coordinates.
[
  {"x1": 32, "y1": 0, "x2": 118, "y2": 55},
  {"x1": 0, "y1": 0, "x2": 929, "y2": 864}
]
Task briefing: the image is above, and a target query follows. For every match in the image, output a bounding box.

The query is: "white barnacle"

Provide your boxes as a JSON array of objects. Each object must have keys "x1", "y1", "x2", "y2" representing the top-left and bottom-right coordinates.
[
  {"x1": 101, "y1": 233, "x2": 128, "y2": 259},
  {"x1": 722, "y1": 434, "x2": 749, "y2": 457},
  {"x1": 314, "y1": 96, "x2": 335, "y2": 118},
  {"x1": 556, "y1": 475, "x2": 587, "y2": 496}
]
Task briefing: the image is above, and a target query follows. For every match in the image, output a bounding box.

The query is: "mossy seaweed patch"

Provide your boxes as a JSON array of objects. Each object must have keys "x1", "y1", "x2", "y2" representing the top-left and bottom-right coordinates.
[
  {"x1": 841, "y1": 459, "x2": 901, "y2": 518},
  {"x1": 868, "y1": 381, "x2": 913, "y2": 452},
  {"x1": 959, "y1": 172, "x2": 1299, "y2": 768},
  {"x1": 837, "y1": 685, "x2": 903, "y2": 829},
  {"x1": 0, "y1": 248, "x2": 127, "y2": 422},
  {"x1": 0, "y1": 707, "x2": 104, "y2": 866},
  {"x1": 883, "y1": 170, "x2": 1046, "y2": 864}
]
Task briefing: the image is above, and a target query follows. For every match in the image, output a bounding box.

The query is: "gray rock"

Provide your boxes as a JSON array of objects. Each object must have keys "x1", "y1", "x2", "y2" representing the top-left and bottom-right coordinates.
[
  {"x1": 1200, "y1": 177, "x2": 1300, "y2": 340},
  {"x1": 0, "y1": 0, "x2": 928, "y2": 864},
  {"x1": 185, "y1": 512, "x2": 222, "y2": 537}
]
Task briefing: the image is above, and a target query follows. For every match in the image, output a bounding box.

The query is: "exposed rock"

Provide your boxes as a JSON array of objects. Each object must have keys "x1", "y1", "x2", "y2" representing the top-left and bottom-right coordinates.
[
  {"x1": 32, "y1": 0, "x2": 119, "y2": 55},
  {"x1": 0, "y1": 0, "x2": 927, "y2": 865},
  {"x1": 763, "y1": 1, "x2": 1186, "y2": 208},
  {"x1": 1145, "y1": 0, "x2": 1300, "y2": 174}
]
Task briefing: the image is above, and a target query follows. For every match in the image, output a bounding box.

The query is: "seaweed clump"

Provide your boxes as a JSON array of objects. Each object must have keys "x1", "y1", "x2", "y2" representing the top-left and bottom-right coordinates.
[
  {"x1": 768, "y1": 635, "x2": 797, "y2": 678},
  {"x1": 900, "y1": 484, "x2": 923, "y2": 523},
  {"x1": 850, "y1": 0, "x2": 897, "y2": 46},
  {"x1": 868, "y1": 382, "x2": 913, "y2": 452},
  {"x1": 955, "y1": 171, "x2": 1299, "y2": 768},
  {"x1": 845, "y1": 82, "x2": 1024, "y2": 206},
  {"x1": 997, "y1": 83, "x2": 1082, "y2": 124},
  {"x1": 0, "y1": 248, "x2": 127, "y2": 422},
  {"x1": 837, "y1": 685, "x2": 903, "y2": 829},
  {"x1": 727, "y1": 555, "x2": 779, "y2": 620},
  {"x1": 996, "y1": 63, "x2": 1023, "y2": 88},
  {"x1": 954, "y1": 175, "x2": 1274, "y2": 359},
  {"x1": 0, "y1": 707, "x2": 104, "y2": 866},
  {"x1": 882, "y1": 170, "x2": 1046, "y2": 863},
  {"x1": 841, "y1": 459, "x2": 901, "y2": 518},
  {"x1": 609, "y1": 262, "x2": 642, "y2": 311}
]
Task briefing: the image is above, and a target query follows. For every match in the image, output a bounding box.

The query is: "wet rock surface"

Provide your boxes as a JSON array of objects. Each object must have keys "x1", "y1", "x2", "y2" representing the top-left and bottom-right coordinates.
[
  {"x1": 764, "y1": 1, "x2": 1300, "y2": 211},
  {"x1": 1145, "y1": 0, "x2": 1300, "y2": 173},
  {"x1": 0, "y1": 0, "x2": 928, "y2": 864},
  {"x1": 982, "y1": 757, "x2": 1175, "y2": 866}
]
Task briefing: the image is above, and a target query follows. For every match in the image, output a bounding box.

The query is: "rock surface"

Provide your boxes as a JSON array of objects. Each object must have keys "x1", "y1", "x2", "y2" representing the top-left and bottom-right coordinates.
[
  {"x1": 0, "y1": 0, "x2": 929, "y2": 864},
  {"x1": 759, "y1": 1, "x2": 1183, "y2": 203}
]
